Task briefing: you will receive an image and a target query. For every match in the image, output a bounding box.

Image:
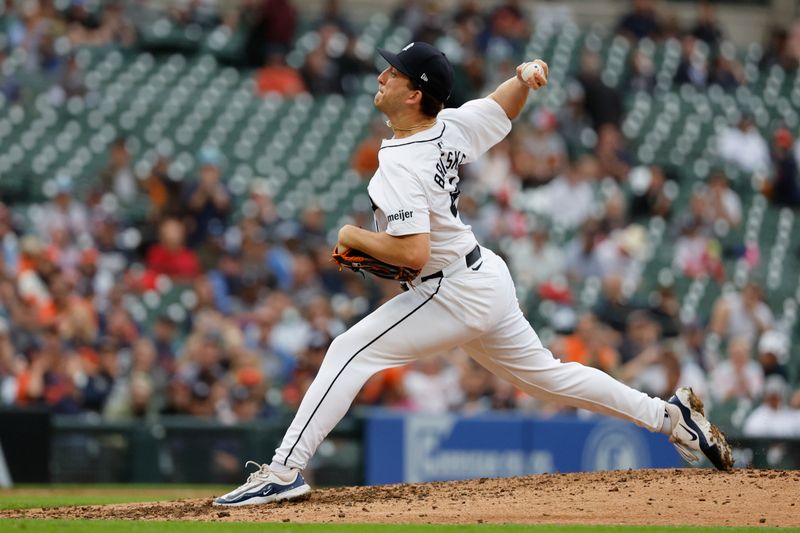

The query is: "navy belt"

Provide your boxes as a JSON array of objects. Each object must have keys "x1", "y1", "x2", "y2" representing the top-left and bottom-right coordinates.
[{"x1": 420, "y1": 244, "x2": 482, "y2": 282}]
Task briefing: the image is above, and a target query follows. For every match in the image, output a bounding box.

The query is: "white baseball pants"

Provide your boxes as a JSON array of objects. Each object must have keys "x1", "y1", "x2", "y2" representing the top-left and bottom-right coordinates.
[{"x1": 272, "y1": 247, "x2": 666, "y2": 470}]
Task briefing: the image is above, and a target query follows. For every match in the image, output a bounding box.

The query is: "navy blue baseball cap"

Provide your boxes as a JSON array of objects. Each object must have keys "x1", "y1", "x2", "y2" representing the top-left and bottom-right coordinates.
[{"x1": 378, "y1": 42, "x2": 454, "y2": 103}]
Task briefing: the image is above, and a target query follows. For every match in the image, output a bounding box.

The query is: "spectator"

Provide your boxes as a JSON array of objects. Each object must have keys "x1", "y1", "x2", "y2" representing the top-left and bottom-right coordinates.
[
  {"x1": 409, "y1": 1, "x2": 447, "y2": 44},
  {"x1": 706, "y1": 171, "x2": 742, "y2": 229},
  {"x1": 15, "y1": 328, "x2": 82, "y2": 413},
  {"x1": 759, "y1": 26, "x2": 788, "y2": 71},
  {"x1": 300, "y1": 45, "x2": 342, "y2": 95},
  {"x1": 242, "y1": 0, "x2": 297, "y2": 67},
  {"x1": 97, "y1": 1, "x2": 136, "y2": 46},
  {"x1": 104, "y1": 372, "x2": 156, "y2": 420},
  {"x1": 674, "y1": 322, "x2": 714, "y2": 372},
  {"x1": 282, "y1": 332, "x2": 331, "y2": 410},
  {"x1": 243, "y1": 303, "x2": 295, "y2": 385},
  {"x1": 256, "y1": 52, "x2": 306, "y2": 96},
  {"x1": 93, "y1": 216, "x2": 127, "y2": 280},
  {"x1": 141, "y1": 157, "x2": 183, "y2": 224},
  {"x1": 556, "y1": 80, "x2": 592, "y2": 157},
  {"x1": 153, "y1": 315, "x2": 180, "y2": 372},
  {"x1": 507, "y1": 226, "x2": 564, "y2": 291},
  {"x1": 621, "y1": 342, "x2": 678, "y2": 400},
  {"x1": 618, "y1": 310, "x2": 661, "y2": 365},
  {"x1": 564, "y1": 219, "x2": 604, "y2": 282},
  {"x1": 533, "y1": 0, "x2": 575, "y2": 30},
  {"x1": 594, "y1": 124, "x2": 631, "y2": 182},
  {"x1": 595, "y1": 224, "x2": 647, "y2": 287},
  {"x1": 757, "y1": 330, "x2": 789, "y2": 380},
  {"x1": 477, "y1": 186, "x2": 528, "y2": 245},
  {"x1": 616, "y1": 0, "x2": 662, "y2": 42},
  {"x1": 710, "y1": 335, "x2": 764, "y2": 403},
  {"x1": 743, "y1": 375, "x2": 800, "y2": 438},
  {"x1": 536, "y1": 155, "x2": 597, "y2": 229},
  {"x1": 625, "y1": 47, "x2": 656, "y2": 93},
  {"x1": 691, "y1": 1, "x2": 724, "y2": 49},
  {"x1": 229, "y1": 384, "x2": 266, "y2": 422},
  {"x1": 315, "y1": 0, "x2": 353, "y2": 35},
  {"x1": 717, "y1": 114, "x2": 770, "y2": 175},
  {"x1": 0, "y1": 44, "x2": 23, "y2": 104},
  {"x1": 673, "y1": 219, "x2": 724, "y2": 281},
  {"x1": 760, "y1": 24, "x2": 799, "y2": 72},
  {"x1": 710, "y1": 281, "x2": 774, "y2": 341},
  {"x1": 593, "y1": 274, "x2": 640, "y2": 333},
  {"x1": 674, "y1": 187, "x2": 714, "y2": 237},
  {"x1": 391, "y1": 0, "x2": 428, "y2": 40},
  {"x1": 298, "y1": 203, "x2": 328, "y2": 251},
  {"x1": 351, "y1": 119, "x2": 391, "y2": 177},
  {"x1": 560, "y1": 312, "x2": 619, "y2": 374},
  {"x1": 39, "y1": 271, "x2": 97, "y2": 343},
  {"x1": 648, "y1": 282, "x2": 681, "y2": 338},
  {"x1": 709, "y1": 50, "x2": 743, "y2": 92},
  {"x1": 145, "y1": 218, "x2": 202, "y2": 281},
  {"x1": 403, "y1": 355, "x2": 462, "y2": 413},
  {"x1": 81, "y1": 337, "x2": 119, "y2": 413},
  {"x1": 97, "y1": 137, "x2": 137, "y2": 204},
  {"x1": 511, "y1": 108, "x2": 567, "y2": 188},
  {"x1": 768, "y1": 127, "x2": 800, "y2": 208},
  {"x1": 0, "y1": 317, "x2": 19, "y2": 405},
  {"x1": 457, "y1": 358, "x2": 494, "y2": 414},
  {"x1": 0, "y1": 204, "x2": 19, "y2": 277},
  {"x1": 337, "y1": 34, "x2": 377, "y2": 96},
  {"x1": 632, "y1": 341, "x2": 708, "y2": 401},
  {"x1": 788, "y1": 20, "x2": 800, "y2": 70},
  {"x1": 36, "y1": 175, "x2": 90, "y2": 243},
  {"x1": 239, "y1": 182, "x2": 283, "y2": 247},
  {"x1": 161, "y1": 379, "x2": 192, "y2": 415},
  {"x1": 576, "y1": 50, "x2": 623, "y2": 129},
  {"x1": 183, "y1": 148, "x2": 232, "y2": 247},
  {"x1": 477, "y1": 1, "x2": 529, "y2": 58},
  {"x1": 630, "y1": 165, "x2": 673, "y2": 220},
  {"x1": 16, "y1": 236, "x2": 57, "y2": 315},
  {"x1": 465, "y1": 138, "x2": 515, "y2": 197},
  {"x1": 674, "y1": 35, "x2": 708, "y2": 89},
  {"x1": 600, "y1": 189, "x2": 629, "y2": 235},
  {"x1": 50, "y1": 51, "x2": 88, "y2": 106}
]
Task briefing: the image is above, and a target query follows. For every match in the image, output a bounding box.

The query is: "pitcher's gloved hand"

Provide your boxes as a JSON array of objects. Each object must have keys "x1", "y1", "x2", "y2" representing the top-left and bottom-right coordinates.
[{"x1": 332, "y1": 247, "x2": 422, "y2": 282}]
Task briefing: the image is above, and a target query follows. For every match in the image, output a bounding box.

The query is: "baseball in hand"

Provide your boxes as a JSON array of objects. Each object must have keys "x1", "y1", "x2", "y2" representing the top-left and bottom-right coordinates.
[{"x1": 522, "y1": 62, "x2": 543, "y2": 83}]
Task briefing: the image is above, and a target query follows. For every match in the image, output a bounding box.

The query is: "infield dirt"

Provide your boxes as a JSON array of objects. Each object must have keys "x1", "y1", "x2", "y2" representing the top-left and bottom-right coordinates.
[{"x1": 2, "y1": 469, "x2": 799, "y2": 527}]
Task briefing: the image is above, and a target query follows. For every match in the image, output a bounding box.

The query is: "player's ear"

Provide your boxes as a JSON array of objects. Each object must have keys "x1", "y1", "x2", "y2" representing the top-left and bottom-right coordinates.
[{"x1": 405, "y1": 88, "x2": 423, "y2": 107}]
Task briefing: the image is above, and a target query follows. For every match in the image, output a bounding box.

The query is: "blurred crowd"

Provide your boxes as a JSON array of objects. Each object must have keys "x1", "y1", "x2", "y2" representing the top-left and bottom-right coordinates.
[{"x1": 1, "y1": 0, "x2": 800, "y2": 439}]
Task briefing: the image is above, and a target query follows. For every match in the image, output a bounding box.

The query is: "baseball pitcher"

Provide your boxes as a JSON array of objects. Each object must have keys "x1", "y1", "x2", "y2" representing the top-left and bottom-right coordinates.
[{"x1": 214, "y1": 42, "x2": 733, "y2": 506}]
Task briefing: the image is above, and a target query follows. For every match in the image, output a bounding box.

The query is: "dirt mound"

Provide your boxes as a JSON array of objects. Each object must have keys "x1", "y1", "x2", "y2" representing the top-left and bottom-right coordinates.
[{"x1": 3, "y1": 469, "x2": 799, "y2": 527}]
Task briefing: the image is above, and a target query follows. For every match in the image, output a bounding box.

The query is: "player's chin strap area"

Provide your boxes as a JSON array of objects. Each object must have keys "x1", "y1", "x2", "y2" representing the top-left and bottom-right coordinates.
[{"x1": 421, "y1": 244, "x2": 483, "y2": 282}]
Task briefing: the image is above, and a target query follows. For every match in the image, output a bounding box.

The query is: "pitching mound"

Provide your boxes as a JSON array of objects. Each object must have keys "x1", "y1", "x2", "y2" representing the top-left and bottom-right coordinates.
[{"x1": 3, "y1": 469, "x2": 799, "y2": 527}]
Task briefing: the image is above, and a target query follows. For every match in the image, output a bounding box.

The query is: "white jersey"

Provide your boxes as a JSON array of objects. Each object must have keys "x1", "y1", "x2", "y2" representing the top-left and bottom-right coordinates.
[{"x1": 367, "y1": 98, "x2": 512, "y2": 277}]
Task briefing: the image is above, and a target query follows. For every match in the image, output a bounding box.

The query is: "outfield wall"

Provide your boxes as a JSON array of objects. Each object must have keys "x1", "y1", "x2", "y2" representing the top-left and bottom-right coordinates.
[{"x1": 1, "y1": 409, "x2": 798, "y2": 484}]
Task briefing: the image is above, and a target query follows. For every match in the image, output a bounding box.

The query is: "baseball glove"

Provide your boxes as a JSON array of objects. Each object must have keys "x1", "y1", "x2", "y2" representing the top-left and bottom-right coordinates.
[{"x1": 332, "y1": 247, "x2": 421, "y2": 282}]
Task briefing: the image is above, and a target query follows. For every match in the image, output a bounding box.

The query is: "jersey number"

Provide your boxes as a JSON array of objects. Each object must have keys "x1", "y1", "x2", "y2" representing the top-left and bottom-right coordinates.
[
  {"x1": 449, "y1": 188, "x2": 460, "y2": 217},
  {"x1": 434, "y1": 149, "x2": 465, "y2": 218}
]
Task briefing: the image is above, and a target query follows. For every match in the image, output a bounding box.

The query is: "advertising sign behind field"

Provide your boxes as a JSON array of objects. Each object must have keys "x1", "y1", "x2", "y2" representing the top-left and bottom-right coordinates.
[{"x1": 365, "y1": 411, "x2": 682, "y2": 485}]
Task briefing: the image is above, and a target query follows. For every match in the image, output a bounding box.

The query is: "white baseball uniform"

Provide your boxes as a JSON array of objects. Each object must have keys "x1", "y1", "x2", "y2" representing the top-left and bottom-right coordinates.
[{"x1": 272, "y1": 97, "x2": 666, "y2": 470}]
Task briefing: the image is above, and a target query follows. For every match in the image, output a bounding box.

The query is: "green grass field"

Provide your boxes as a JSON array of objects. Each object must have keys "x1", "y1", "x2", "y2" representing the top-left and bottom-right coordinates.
[
  {"x1": 0, "y1": 486, "x2": 796, "y2": 532},
  {"x1": 0, "y1": 484, "x2": 229, "y2": 510}
]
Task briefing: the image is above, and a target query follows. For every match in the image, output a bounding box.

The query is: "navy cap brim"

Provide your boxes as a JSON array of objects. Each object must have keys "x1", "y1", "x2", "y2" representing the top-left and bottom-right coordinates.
[{"x1": 378, "y1": 48, "x2": 413, "y2": 79}]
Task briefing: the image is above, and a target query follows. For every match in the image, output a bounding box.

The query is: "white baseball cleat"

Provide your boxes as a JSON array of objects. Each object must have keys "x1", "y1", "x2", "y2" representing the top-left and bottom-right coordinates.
[
  {"x1": 213, "y1": 461, "x2": 311, "y2": 506},
  {"x1": 667, "y1": 387, "x2": 734, "y2": 471}
]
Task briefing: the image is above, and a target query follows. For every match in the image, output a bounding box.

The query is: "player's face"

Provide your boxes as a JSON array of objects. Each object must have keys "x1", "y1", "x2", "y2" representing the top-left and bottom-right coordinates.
[{"x1": 374, "y1": 66, "x2": 417, "y2": 113}]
